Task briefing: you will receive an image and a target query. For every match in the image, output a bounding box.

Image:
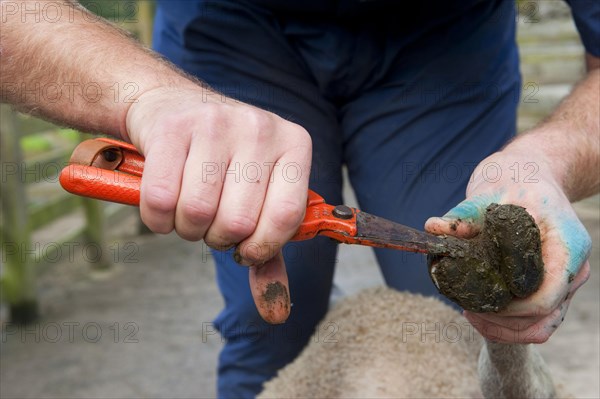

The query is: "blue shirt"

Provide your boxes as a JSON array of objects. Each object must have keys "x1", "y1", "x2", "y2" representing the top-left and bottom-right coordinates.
[
  {"x1": 155, "y1": 0, "x2": 599, "y2": 57},
  {"x1": 565, "y1": 0, "x2": 600, "y2": 56}
]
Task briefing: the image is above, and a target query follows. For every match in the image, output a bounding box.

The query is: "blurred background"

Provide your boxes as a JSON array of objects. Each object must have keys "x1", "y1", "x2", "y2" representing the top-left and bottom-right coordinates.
[{"x1": 1, "y1": 1, "x2": 598, "y2": 397}]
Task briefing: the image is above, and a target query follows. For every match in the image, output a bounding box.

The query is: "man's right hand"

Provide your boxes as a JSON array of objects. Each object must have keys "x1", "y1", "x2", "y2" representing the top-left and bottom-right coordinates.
[
  {"x1": 125, "y1": 87, "x2": 313, "y2": 323},
  {"x1": 1, "y1": 0, "x2": 311, "y2": 324}
]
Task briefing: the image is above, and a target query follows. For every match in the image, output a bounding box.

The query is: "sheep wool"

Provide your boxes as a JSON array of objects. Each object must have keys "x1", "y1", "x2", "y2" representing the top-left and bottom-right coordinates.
[{"x1": 259, "y1": 286, "x2": 483, "y2": 398}]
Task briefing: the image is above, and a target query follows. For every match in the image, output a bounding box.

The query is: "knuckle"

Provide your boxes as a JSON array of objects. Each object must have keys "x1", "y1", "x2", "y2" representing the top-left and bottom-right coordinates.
[
  {"x1": 176, "y1": 200, "x2": 217, "y2": 242},
  {"x1": 179, "y1": 198, "x2": 217, "y2": 226},
  {"x1": 291, "y1": 124, "x2": 311, "y2": 142},
  {"x1": 294, "y1": 124, "x2": 312, "y2": 147},
  {"x1": 222, "y1": 213, "x2": 257, "y2": 240},
  {"x1": 239, "y1": 108, "x2": 271, "y2": 136},
  {"x1": 253, "y1": 116, "x2": 276, "y2": 144},
  {"x1": 241, "y1": 102, "x2": 273, "y2": 121},
  {"x1": 249, "y1": 109, "x2": 273, "y2": 131},
  {"x1": 240, "y1": 242, "x2": 278, "y2": 264},
  {"x1": 240, "y1": 243, "x2": 264, "y2": 264},
  {"x1": 143, "y1": 186, "x2": 178, "y2": 216},
  {"x1": 140, "y1": 217, "x2": 173, "y2": 235},
  {"x1": 203, "y1": 237, "x2": 232, "y2": 251},
  {"x1": 286, "y1": 124, "x2": 312, "y2": 150},
  {"x1": 203, "y1": 104, "x2": 229, "y2": 132},
  {"x1": 176, "y1": 229, "x2": 203, "y2": 242},
  {"x1": 268, "y1": 200, "x2": 306, "y2": 232}
]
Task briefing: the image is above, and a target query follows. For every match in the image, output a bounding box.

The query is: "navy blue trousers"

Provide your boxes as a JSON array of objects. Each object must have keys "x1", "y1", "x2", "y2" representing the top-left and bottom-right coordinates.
[{"x1": 154, "y1": 1, "x2": 520, "y2": 397}]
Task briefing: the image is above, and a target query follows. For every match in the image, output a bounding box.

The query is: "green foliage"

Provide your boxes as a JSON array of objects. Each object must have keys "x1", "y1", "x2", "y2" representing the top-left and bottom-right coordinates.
[
  {"x1": 20, "y1": 134, "x2": 53, "y2": 154},
  {"x1": 77, "y1": 0, "x2": 155, "y2": 22},
  {"x1": 1, "y1": 271, "x2": 21, "y2": 304},
  {"x1": 20, "y1": 129, "x2": 81, "y2": 156},
  {"x1": 58, "y1": 128, "x2": 82, "y2": 143},
  {"x1": 79, "y1": 0, "x2": 135, "y2": 20}
]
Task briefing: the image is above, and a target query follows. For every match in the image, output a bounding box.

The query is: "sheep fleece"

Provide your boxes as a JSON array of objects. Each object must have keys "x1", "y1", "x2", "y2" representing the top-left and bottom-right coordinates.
[{"x1": 259, "y1": 287, "x2": 484, "y2": 398}]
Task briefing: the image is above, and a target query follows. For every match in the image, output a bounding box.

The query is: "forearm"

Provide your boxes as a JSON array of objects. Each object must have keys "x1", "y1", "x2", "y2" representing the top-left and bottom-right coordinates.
[
  {"x1": 0, "y1": 0, "x2": 197, "y2": 138},
  {"x1": 503, "y1": 59, "x2": 600, "y2": 202}
]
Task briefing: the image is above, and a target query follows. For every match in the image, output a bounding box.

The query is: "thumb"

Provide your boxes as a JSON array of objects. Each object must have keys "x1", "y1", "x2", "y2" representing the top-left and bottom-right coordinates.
[
  {"x1": 248, "y1": 251, "x2": 291, "y2": 324},
  {"x1": 425, "y1": 194, "x2": 499, "y2": 238}
]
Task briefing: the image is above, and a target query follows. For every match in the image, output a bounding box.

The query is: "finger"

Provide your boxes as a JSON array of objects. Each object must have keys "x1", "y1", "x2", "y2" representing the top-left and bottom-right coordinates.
[
  {"x1": 235, "y1": 147, "x2": 310, "y2": 265},
  {"x1": 139, "y1": 138, "x2": 188, "y2": 233},
  {"x1": 248, "y1": 251, "x2": 291, "y2": 324},
  {"x1": 174, "y1": 138, "x2": 226, "y2": 241},
  {"x1": 465, "y1": 300, "x2": 570, "y2": 344},
  {"x1": 204, "y1": 156, "x2": 270, "y2": 249},
  {"x1": 466, "y1": 310, "x2": 546, "y2": 331},
  {"x1": 424, "y1": 193, "x2": 501, "y2": 238}
]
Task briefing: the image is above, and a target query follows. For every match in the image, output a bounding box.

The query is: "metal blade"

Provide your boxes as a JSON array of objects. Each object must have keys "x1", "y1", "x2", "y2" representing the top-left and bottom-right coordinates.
[{"x1": 355, "y1": 212, "x2": 468, "y2": 256}]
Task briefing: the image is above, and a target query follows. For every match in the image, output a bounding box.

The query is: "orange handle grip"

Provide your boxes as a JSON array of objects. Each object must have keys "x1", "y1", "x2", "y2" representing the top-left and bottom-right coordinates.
[
  {"x1": 59, "y1": 138, "x2": 350, "y2": 242},
  {"x1": 60, "y1": 138, "x2": 144, "y2": 206},
  {"x1": 59, "y1": 164, "x2": 141, "y2": 206}
]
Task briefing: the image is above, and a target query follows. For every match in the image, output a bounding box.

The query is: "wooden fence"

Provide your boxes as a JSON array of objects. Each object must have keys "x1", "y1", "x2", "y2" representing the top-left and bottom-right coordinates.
[{"x1": 0, "y1": 1, "x2": 154, "y2": 323}]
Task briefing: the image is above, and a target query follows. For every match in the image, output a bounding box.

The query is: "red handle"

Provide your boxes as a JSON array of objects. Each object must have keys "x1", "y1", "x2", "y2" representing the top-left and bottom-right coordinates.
[
  {"x1": 59, "y1": 138, "x2": 144, "y2": 206},
  {"x1": 60, "y1": 138, "x2": 357, "y2": 242},
  {"x1": 60, "y1": 164, "x2": 141, "y2": 206}
]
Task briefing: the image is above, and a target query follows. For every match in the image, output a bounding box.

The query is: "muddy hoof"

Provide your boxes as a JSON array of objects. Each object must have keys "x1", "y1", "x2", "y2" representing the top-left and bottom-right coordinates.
[{"x1": 428, "y1": 204, "x2": 544, "y2": 313}]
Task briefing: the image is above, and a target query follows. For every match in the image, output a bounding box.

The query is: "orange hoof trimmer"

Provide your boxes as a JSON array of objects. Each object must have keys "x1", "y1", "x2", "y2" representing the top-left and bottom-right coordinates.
[{"x1": 59, "y1": 138, "x2": 465, "y2": 256}]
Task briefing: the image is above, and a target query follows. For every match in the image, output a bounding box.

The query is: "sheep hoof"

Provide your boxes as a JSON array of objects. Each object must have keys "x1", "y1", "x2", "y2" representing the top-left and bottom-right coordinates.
[{"x1": 428, "y1": 204, "x2": 544, "y2": 313}]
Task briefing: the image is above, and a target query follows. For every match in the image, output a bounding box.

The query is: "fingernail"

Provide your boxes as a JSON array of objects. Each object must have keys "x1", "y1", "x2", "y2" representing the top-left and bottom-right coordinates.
[
  {"x1": 233, "y1": 250, "x2": 261, "y2": 267},
  {"x1": 233, "y1": 251, "x2": 248, "y2": 266},
  {"x1": 206, "y1": 241, "x2": 236, "y2": 252}
]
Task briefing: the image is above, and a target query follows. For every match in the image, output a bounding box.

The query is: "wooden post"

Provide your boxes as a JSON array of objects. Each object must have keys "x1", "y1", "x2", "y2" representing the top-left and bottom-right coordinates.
[
  {"x1": 0, "y1": 105, "x2": 39, "y2": 323},
  {"x1": 79, "y1": 132, "x2": 111, "y2": 270},
  {"x1": 82, "y1": 199, "x2": 111, "y2": 270},
  {"x1": 136, "y1": 0, "x2": 154, "y2": 46}
]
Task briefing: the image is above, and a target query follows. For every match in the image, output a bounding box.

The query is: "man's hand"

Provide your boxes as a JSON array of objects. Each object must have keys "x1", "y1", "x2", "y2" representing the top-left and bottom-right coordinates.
[
  {"x1": 425, "y1": 140, "x2": 591, "y2": 343},
  {"x1": 427, "y1": 54, "x2": 598, "y2": 344},
  {"x1": 0, "y1": 0, "x2": 311, "y2": 324},
  {"x1": 126, "y1": 87, "x2": 312, "y2": 324}
]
